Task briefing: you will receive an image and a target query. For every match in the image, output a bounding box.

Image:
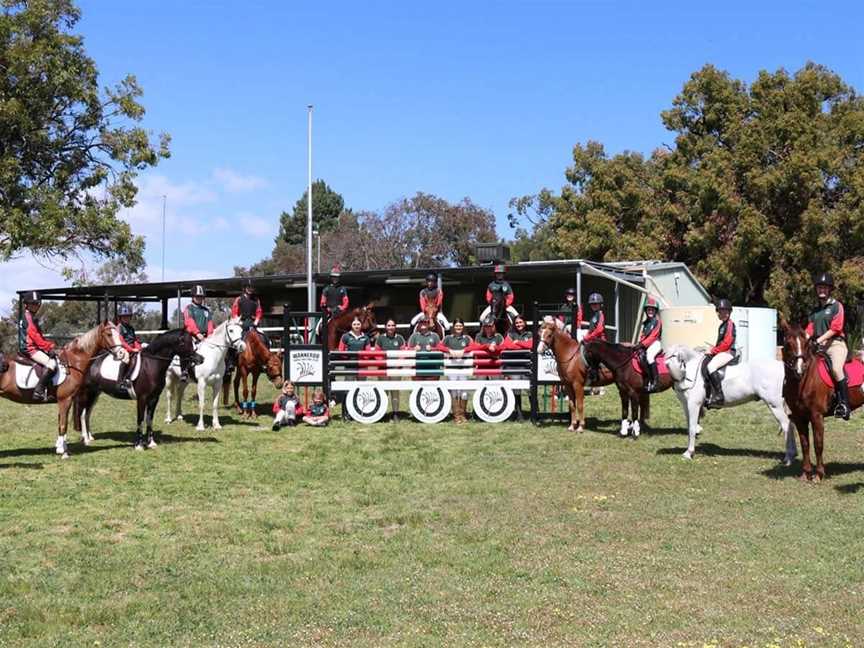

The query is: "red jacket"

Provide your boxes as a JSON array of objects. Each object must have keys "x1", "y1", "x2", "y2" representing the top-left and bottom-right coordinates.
[
  {"x1": 25, "y1": 311, "x2": 55, "y2": 355},
  {"x1": 419, "y1": 289, "x2": 443, "y2": 311},
  {"x1": 639, "y1": 318, "x2": 662, "y2": 347},
  {"x1": 319, "y1": 292, "x2": 349, "y2": 312},
  {"x1": 583, "y1": 310, "x2": 605, "y2": 342},
  {"x1": 710, "y1": 320, "x2": 735, "y2": 355},
  {"x1": 485, "y1": 288, "x2": 514, "y2": 306},
  {"x1": 184, "y1": 307, "x2": 214, "y2": 337},
  {"x1": 230, "y1": 296, "x2": 263, "y2": 321}
]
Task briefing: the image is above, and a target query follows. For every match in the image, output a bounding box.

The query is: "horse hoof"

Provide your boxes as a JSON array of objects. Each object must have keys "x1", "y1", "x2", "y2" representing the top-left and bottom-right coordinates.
[
  {"x1": 681, "y1": 451, "x2": 693, "y2": 460},
  {"x1": 567, "y1": 425, "x2": 576, "y2": 432},
  {"x1": 82, "y1": 437, "x2": 92, "y2": 446},
  {"x1": 799, "y1": 473, "x2": 811, "y2": 482},
  {"x1": 61, "y1": 452, "x2": 69, "y2": 460},
  {"x1": 213, "y1": 424, "x2": 222, "y2": 431},
  {"x1": 813, "y1": 474, "x2": 824, "y2": 484},
  {"x1": 576, "y1": 425, "x2": 584, "y2": 433},
  {"x1": 148, "y1": 440, "x2": 158, "y2": 449},
  {"x1": 134, "y1": 444, "x2": 144, "y2": 451},
  {"x1": 196, "y1": 425, "x2": 205, "y2": 432}
]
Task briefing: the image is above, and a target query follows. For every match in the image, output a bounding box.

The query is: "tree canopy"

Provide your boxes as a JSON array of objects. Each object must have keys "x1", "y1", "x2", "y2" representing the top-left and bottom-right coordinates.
[
  {"x1": 277, "y1": 179, "x2": 345, "y2": 246},
  {"x1": 515, "y1": 63, "x2": 864, "y2": 318},
  {"x1": 0, "y1": 0, "x2": 169, "y2": 268}
]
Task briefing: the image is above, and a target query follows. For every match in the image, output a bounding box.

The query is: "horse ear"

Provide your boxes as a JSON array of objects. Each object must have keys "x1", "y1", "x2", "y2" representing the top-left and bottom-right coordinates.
[{"x1": 778, "y1": 313, "x2": 791, "y2": 334}]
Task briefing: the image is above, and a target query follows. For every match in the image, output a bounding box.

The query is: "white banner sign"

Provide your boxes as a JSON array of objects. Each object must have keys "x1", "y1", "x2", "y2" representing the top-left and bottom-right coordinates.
[
  {"x1": 289, "y1": 349, "x2": 324, "y2": 384},
  {"x1": 536, "y1": 350, "x2": 561, "y2": 383}
]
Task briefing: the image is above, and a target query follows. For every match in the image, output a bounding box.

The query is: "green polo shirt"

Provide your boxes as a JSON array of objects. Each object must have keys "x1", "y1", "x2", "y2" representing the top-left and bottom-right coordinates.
[
  {"x1": 442, "y1": 334, "x2": 471, "y2": 351},
  {"x1": 407, "y1": 330, "x2": 440, "y2": 350},
  {"x1": 475, "y1": 331, "x2": 504, "y2": 346},
  {"x1": 376, "y1": 333, "x2": 406, "y2": 351}
]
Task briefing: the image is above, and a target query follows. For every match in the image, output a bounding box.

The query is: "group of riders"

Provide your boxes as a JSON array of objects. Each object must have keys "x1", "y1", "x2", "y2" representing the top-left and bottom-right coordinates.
[{"x1": 17, "y1": 267, "x2": 852, "y2": 420}]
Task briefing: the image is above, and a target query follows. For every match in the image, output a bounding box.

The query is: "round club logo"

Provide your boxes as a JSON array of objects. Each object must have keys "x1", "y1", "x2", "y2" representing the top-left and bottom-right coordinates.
[
  {"x1": 409, "y1": 385, "x2": 451, "y2": 424},
  {"x1": 472, "y1": 385, "x2": 515, "y2": 423},
  {"x1": 346, "y1": 386, "x2": 388, "y2": 424}
]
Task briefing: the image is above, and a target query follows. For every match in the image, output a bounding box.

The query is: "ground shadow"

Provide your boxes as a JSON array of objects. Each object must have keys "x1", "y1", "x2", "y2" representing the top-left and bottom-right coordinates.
[
  {"x1": 835, "y1": 482, "x2": 864, "y2": 495},
  {"x1": 761, "y1": 460, "x2": 864, "y2": 482},
  {"x1": 657, "y1": 442, "x2": 787, "y2": 461},
  {"x1": 0, "y1": 442, "x2": 127, "y2": 459},
  {"x1": 0, "y1": 462, "x2": 44, "y2": 470},
  {"x1": 95, "y1": 431, "x2": 220, "y2": 445}
]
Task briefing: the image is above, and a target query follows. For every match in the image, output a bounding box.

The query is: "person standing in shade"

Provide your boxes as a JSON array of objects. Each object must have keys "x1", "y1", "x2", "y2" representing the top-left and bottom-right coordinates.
[
  {"x1": 441, "y1": 318, "x2": 472, "y2": 424},
  {"x1": 557, "y1": 287, "x2": 580, "y2": 338},
  {"x1": 805, "y1": 272, "x2": 850, "y2": 420},
  {"x1": 376, "y1": 318, "x2": 407, "y2": 422}
]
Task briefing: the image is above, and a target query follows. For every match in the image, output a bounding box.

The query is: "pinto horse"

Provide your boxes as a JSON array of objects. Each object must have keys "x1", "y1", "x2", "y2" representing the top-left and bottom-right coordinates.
[
  {"x1": 74, "y1": 329, "x2": 204, "y2": 450},
  {"x1": 230, "y1": 329, "x2": 284, "y2": 418},
  {"x1": 537, "y1": 318, "x2": 616, "y2": 432},
  {"x1": 326, "y1": 305, "x2": 377, "y2": 351},
  {"x1": 0, "y1": 321, "x2": 127, "y2": 458},
  {"x1": 781, "y1": 322, "x2": 864, "y2": 481},
  {"x1": 582, "y1": 339, "x2": 673, "y2": 438}
]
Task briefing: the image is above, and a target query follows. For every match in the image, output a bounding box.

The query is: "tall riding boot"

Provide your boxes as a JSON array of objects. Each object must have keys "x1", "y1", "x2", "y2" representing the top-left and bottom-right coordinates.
[
  {"x1": 513, "y1": 393, "x2": 524, "y2": 421},
  {"x1": 646, "y1": 363, "x2": 659, "y2": 393},
  {"x1": 706, "y1": 372, "x2": 725, "y2": 409},
  {"x1": 834, "y1": 378, "x2": 851, "y2": 420},
  {"x1": 453, "y1": 398, "x2": 464, "y2": 424},
  {"x1": 33, "y1": 367, "x2": 56, "y2": 402}
]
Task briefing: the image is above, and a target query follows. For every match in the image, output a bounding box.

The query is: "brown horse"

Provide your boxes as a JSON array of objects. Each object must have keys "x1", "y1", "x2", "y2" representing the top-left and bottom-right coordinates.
[
  {"x1": 537, "y1": 318, "x2": 615, "y2": 432},
  {"x1": 582, "y1": 338, "x2": 672, "y2": 438},
  {"x1": 780, "y1": 322, "x2": 864, "y2": 482},
  {"x1": 0, "y1": 321, "x2": 127, "y2": 458},
  {"x1": 327, "y1": 305, "x2": 377, "y2": 351},
  {"x1": 231, "y1": 330, "x2": 284, "y2": 418},
  {"x1": 415, "y1": 302, "x2": 444, "y2": 339}
]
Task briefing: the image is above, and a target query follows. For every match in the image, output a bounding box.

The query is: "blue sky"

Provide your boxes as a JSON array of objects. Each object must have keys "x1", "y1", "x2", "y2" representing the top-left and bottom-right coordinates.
[{"x1": 7, "y1": 0, "x2": 864, "y2": 302}]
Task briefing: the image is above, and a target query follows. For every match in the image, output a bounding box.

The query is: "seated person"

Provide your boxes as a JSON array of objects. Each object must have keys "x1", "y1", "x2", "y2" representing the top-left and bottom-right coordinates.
[
  {"x1": 407, "y1": 318, "x2": 440, "y2": 351},
  {"x1": 302, "y1": 389, "x2": 330, "y2": 427},
  {"x1": 272, "y1": 382, "x2": 302, "y2": 430}
]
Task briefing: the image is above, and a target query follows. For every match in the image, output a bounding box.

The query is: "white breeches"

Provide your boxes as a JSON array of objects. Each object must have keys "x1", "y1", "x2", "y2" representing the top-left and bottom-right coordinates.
[
  {"x1": 707, "y1": 352, "x2": 733, "y2": 373},
  {"x1": 274, "y1": 403, "x2": 297, "y2": 424},
  {"x1": 30, "y1": 351, "x2": 57, "y2": 371},
  {"x1": 645, "y1": 340, "x2": 662, "y2": 363},
  {"x1": 480, "y1": 305, "x2": 519, "y2": 321}
]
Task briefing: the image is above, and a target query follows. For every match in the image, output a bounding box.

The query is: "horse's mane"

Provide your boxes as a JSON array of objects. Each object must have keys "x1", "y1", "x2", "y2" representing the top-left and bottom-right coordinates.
[
  {"x1": 667, "y1": 344, "x2": 700, "y2": 362},
  {"x1": 69, "y1": 323, "x2": 102, "y2": 354},
  {"x1": 144, "y1": 328, "x2": 185, "y2": 355}
]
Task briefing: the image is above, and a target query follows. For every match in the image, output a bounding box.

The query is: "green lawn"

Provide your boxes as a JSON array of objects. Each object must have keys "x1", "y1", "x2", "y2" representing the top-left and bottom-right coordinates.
[{"x1": 1, "y1": 385, "x2": 863, "y2": 647}]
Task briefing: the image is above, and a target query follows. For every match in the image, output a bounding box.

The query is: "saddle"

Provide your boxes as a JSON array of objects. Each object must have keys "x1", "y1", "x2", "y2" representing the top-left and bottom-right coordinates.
[
  {"x1": 699, "y1": 351, "x2": 741, "y2": 387},
  {"x1": 100, "y1": 352, "x2": 142, "y2": 383},
  {"x1": 14, "y1": 355, "x2": 68, "y2": 390},
  {"x1": 816, "y1": 357, "x2": 864, "y2": 389},
  {"x1": 630, "y1": 352, "x2": 669, "y2": 376}
]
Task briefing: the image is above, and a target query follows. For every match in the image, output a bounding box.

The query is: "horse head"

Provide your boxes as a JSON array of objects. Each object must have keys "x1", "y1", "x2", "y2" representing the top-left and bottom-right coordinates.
[
  {"x1": 780, "y1": 321, "x2": 810, "y2": 378},
  {"x1": 100, "y1": 320, "x2": 129, "y2": 363},
  {"x1": 264, "y1": 350, "x2": 284, "y2": 388},
  {"x1": 664, "y1": 344, "x2": 697, "y2": 382},
  {"x1": 537, "y1": 316, "x2": 564, "y2": 353},
  {"x1": 225, "y1": 317, "x2": 247, "y2": 354},
  {"x1": 359, "y1": 304, "x2": 377, "y2": 339}
]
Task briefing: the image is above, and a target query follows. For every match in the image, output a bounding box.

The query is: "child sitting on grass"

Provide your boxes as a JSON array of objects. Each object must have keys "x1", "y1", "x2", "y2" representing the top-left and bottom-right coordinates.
[
  {"x1": 272, "y1": 381, "x2": 301, "y2": 430},
  {"x1": 302, "y1": 389, "x2": 330, "y2": 427}
]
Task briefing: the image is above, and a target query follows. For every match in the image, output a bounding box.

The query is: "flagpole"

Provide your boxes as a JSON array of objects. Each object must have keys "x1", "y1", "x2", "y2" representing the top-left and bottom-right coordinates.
[{"x1": 306, "y1": 105, "x2": 314, "y2": 312}]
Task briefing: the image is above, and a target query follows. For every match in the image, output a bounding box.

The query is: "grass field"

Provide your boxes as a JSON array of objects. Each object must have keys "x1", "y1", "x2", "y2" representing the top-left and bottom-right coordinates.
[{"x1": 1, "y1": 384, "x2": 863, "y2": 647}]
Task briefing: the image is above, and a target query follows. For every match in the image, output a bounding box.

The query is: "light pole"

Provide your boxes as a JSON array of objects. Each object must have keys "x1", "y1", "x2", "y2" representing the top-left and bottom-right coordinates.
[
  {"x1": 306, "y1": 105, "x2": 314, "y2": 312},
  {"x1": 161, "y1": 195, "x2": 167, "y2": 281},
  {"x1": 313, "y1": 229, "x2": 320, "y2": 273}
]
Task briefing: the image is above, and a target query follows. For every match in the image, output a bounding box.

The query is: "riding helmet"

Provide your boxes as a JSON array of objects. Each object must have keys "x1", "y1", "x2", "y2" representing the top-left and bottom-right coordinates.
[
  {"x1": 21, "y1": 291, "x2": 41, "y2": 304},
  {"x1": 565, "y1": 287, "x2": 577, "y2": 297},
  {"x1": 716, "y1": 298, "x2": 733, "y2": 311},
  {"x1": 493, "y1": 264, "x2": 506, "y2": 274},
  {"x1": 426, "y1": 273, "x2": 437, "y2": 283},
  {"x1": 482, "y1": 315, "x2": 496, "y2": 326},
  {"x1": 243, "y1": 278, "x2": 255, "y2": 293},
  {"x1": 814, "y1": 272, "x2": 834, "y2": 288},
  {"x1": 644, "y1": 296, "x2": 660, "y2": 312},
  {"x1": 117, "y1": 304, "x2": 133, "y2": 317},
  {"x1": 588, "y1": 292, "x2": 604, "y2": 305},
  {"x1": 331, "y1": 267, "x2": 341, "y2": 279},
  {"x1": 191, "y1": 285, "x2": 206, "y2": 298}
]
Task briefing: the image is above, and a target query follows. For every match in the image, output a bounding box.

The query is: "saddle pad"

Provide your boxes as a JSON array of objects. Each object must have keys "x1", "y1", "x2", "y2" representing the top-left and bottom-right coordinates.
[
  {"x1": 631, "y1": 354, "x2": 669, "y2": 376},
  {"x1": 817, "y1": 358, "x2": 864, "y2": 388},
  {"x1": 101, "y1": 353, "x2": 142, "y2": 382},
  {"x1": 15, "y1": 362, "x2": 68, "y2": 390}
]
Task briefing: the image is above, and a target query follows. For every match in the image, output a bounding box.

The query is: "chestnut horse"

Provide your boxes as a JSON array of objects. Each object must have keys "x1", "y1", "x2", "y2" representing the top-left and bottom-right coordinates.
[
  {"x1": 414, "y1": 302, "x2": 444, "y2": 339},
  {"x1": 230, "y1": 329, "x2": 284, "y2": 418},
  {"x1": 537, "y1": 318, "x2": 616, "y2": 432},
  {"x1": 781, "y1": 322, "x2": 864, "y2": 481},
  {"x1": 582, "y1": 339, "x2": 672, "y2": 438},
  {"x1": 326, "y1": 305, "x2": 377, "y2": 351},
  {"x1": 0, "y1": 321, "x2": 127, "y2": 458}
]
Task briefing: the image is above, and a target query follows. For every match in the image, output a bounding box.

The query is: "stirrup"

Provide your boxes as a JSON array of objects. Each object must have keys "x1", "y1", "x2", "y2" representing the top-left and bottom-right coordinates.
[{"x1": 835, "y1": 403, "x2": 851, "y2": 421}]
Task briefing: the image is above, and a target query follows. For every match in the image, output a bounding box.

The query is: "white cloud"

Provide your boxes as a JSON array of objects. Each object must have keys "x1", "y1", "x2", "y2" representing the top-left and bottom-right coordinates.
[
  {"x1": 0, "y1": 256, "x2": 70, "y2": 314},
  {"x1": 124, "y1": 174, "x2": 219, "y2": 239},
  {"x1": 237, "y1": 213, "x2": 276, "y2": 238},
  {"x1": 213, "y1": 168, "x2": 269, "y2": 193}
]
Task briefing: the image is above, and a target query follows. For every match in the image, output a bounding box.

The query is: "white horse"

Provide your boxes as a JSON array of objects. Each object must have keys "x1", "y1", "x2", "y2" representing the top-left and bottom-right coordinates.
[
  {"x1": 164, "y1": 317, "x2": 246, "y2": 431},
  {"x1": 665, "y1": 344, "x2": 797, "y2": 465}
]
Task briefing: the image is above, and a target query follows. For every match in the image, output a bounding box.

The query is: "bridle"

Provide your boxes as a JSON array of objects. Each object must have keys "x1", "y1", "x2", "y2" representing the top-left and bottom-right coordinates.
[
  {"x1": 664, "y1": 350, "x2": 696, "y2": 389},
  {"x1": 541, "y1": 325, "x2": 580, "y2": 367}
]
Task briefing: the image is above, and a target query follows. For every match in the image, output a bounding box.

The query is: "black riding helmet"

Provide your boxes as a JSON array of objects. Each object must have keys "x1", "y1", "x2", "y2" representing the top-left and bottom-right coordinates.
[
  {"x1": 716, "y1": 298, "x2": 732, "y2": 311},
  {"x1": 243, "y1": 278, "x2": 255, "y2": 294},
  {"x1": 425, "y1": 273, "x2": 436, "y2": 284},
  {"x1": 814, "y1": 272, "x2": 834, "y2": 288},
  {"x1": 565, "y1": 287, "x2": 577, "y2": 298},
  {"x1": 21, "y1": 291, "x2": 41, "y2": 305}
]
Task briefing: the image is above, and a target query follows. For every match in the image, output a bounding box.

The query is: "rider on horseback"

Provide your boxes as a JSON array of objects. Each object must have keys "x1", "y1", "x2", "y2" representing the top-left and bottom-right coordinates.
[
  {"x1": 806, "y1": 272, "x2": 849, "y2": 420},
  {"x1": 18, "y1": 291, "x2": 57, "y2": 401},
  {"x1": 115, "y1": 304, "x2": 142, "y2": 393},
  {"x1": 410, "y1": 273, "x2": 451, "y2": 333},
  {"x1": 318, "y1": 266, "x2": 349, "y2": 339},
  {"x1": 704, "y1": 299, "x2": 736, "y2": 409},
  {"x1": 231, "y1": 279, "x2": 263, "y2": 336},
  {"x1": 583, "y1": 292, "x2": 606, "y2": 383},
  {"x1": 557, "y1": 287, "x2": 580, "y2": 338},
  {"x1": 182, "y1": 285, "x2": 213, "y2": 381},
  {"x1": 638, "y1": 297, "x2": 663, "y2": 392},
  {"x1": 479, "y1": 265, "x2": 519, "y2": 323}
]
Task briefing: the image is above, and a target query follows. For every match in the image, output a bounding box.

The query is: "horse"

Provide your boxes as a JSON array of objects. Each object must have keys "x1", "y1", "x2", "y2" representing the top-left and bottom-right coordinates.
[
  {"x1": 0, "y1": 321, "x2": 127, "y2": 459},
  {"x1": 73, "y1": 329, "x2": 204, "y2": 450},
  {"x1": 230, "y1": 329, "x2": 284, "y2": 418},
  {"x1": 582, "y1": 339, "x2": 675, "y2": 438},
  {"x1": 537, "y1": 317, "x2": 616, "y2": 431},
  {"x1": 163, "y1": 317, "x2": 246, "y2": 431},
  {"x1": 413, "y1": 302, "x2": 445, "y2": 339},
  {"x1": 780, "y1": 322, "x2": 864, "y2": 482},
  {"x1": 665, "y1": 344, "x2": 797, "y2": 464},
  {"x1": 326, "y1": 305, "x2": 377, "y2": 351},
  {"x1": 490, "y1": 297, "x2": 512, "y2": 337}
]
